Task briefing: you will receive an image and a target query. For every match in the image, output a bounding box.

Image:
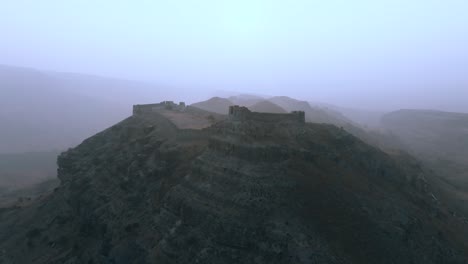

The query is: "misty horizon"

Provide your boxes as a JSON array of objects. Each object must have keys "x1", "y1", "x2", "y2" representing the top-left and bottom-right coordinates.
[
  {"x1": 1, "y1": 63, "x2": 467, "y2": 114},
  {"x1": 2, "y1": 2, "x2": 468, "y2": 263},
  {"x1": 2, "y1": 1, "x2": 468, "y2": 112}
]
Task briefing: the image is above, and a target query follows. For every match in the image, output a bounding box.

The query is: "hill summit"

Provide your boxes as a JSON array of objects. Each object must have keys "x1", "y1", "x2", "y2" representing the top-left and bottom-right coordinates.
[{"x1": 248, "y1": 100, "x2": 287, "y2": 113}]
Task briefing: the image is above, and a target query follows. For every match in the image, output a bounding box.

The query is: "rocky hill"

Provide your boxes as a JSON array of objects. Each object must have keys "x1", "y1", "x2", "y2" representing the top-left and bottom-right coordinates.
[
  {"x1": 382, "y1": 109, "x2": 468, "y2": 185},
  {"x1": 0, "y1": 107, "x2": 467, "y2": 263},
  {"x1": 248, "y1": 100, "x2": 287, "y2": 113},
  {"x1": 191, "y1": 97, "x2": 234, "y2": 115},
  {"x1": 228, "y1": 94, "x2": 264, "y2": 107},
  {"x1": 382, "y1": 109, "x2": 468, "y2": 161},
  {"x1": 382, "y1": 109, "x2": 468, "y2": 215}
]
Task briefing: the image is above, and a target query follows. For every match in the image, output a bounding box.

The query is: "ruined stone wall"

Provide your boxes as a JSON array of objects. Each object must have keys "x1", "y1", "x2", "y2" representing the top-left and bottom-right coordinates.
[
  {"x1": 228, "y1": 105, "x2": 305, "y2": 124},
  {"x1": 133, "y1": 101, "x2": 186, "y2": 115},
  {"x1": 133, "y1": 103, "x2": 163, "y2": 115}
]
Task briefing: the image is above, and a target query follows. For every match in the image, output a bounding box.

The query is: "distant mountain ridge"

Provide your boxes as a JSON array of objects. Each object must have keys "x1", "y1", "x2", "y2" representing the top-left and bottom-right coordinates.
[
  {"x1": 382, "y1": 109, "x2": 468, "y2": 159},
  {"x1": 382, "y1": 109, "x2": 468, "y2": 197},
  {"x1": 0, "y1": 65, "x2": 169, "y2": 153}
]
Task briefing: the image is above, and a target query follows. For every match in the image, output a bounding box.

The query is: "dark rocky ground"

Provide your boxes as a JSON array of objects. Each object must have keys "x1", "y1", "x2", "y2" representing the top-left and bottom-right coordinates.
[{"x1": 0, "y1": 110, "x2": 467, "y2": 263}]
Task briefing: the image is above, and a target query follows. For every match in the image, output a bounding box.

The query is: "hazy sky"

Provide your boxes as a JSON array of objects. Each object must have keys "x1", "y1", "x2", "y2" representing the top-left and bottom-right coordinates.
[{"x1": 1, "y1": 0, "x2": 468, "y2": 111}]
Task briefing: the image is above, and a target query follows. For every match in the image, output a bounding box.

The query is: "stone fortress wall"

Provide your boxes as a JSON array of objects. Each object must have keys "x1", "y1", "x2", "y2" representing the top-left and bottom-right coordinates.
[
  {"x1": 133, "y1": 101, "x2": 305, "y2": 124},
  {"x1": 229, "y1": 105, "x2": 305, "y2": 124},
  {"x1": 133, "y1": 101, "x2": 186, "y2": 115}
]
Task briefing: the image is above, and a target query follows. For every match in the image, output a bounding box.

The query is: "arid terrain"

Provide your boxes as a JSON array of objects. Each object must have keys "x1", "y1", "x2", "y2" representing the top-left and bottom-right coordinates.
[{"x1": 0, "y1": 103, "x2": 467, "y2": 263}]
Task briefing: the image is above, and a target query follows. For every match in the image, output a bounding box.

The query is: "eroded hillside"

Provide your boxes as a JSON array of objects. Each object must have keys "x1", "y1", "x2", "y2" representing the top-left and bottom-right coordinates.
[{"x1": 0, "y1": 108, "x2": 467, "y2": 263}]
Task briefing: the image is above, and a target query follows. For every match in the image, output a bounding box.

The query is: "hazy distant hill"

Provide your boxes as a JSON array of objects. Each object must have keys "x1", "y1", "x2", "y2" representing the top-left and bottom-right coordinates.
[
  {"x1": 0, "y1": 151, "x2": 58, "y2": 208},
  {"x1": 382, "y1": 109, "x2": 468, "y2": 160},
  {"x1": 0, "y1": 151, "x2": 58, "y2": 190},
  {"x1": 0, "y1": 65, "x2": 168, "y2": 153},
  {"x1": 228, "y1": 94, "x2": 264, "y2": 106},
  {"x1": 48, "y1": 71, "x2": 176, "y2": 105},
  {"x1": 191, "y1": 97, "x2": 234, "y2": 114},
  {"x1": 248, "y1": 100, "x2": 287, "y2": 113},
  {"x1": 268, "y1": 96, "x2": 351, "y2": 125},
  {"x1": 309, "y1": 101, "x2": 385, "y2": 128},
  {"x1": 333, "y1": 107, "x2": 385, "y2": 128},
  {"x1": 382, "y1": 109, "x2": 468, "y2": 194}
]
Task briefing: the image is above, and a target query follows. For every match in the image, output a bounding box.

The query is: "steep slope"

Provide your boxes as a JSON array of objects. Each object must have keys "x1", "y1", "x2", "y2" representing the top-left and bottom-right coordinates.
[
  {"x1": 0, "y1": 110, "x2": 466, "y2": 263},
  {"x1": 248, "y1": 100, "x2": 287, "y2": 113},
  {"x1": 191, "y1": 97, "x2": 234, "y2": 115},
  {"x1": 308, "y1": 101, "x2": 385, "y2": 128},
  {"x1": 382, "y1": 109, "x2": 468, "y2": 215}
]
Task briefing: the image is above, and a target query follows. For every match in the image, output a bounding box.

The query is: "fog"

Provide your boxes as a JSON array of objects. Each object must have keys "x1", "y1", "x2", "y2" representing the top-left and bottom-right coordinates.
[
  {"x1": 1, "y1": 0, "x2": 468, "y2": 111},
  {"x1": 2, "y1": 3, "x2": 468, "y2": 260}
]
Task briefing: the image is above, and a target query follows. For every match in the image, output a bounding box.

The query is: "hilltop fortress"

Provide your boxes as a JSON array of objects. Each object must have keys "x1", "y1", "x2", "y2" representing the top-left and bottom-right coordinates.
[{"x1": 132, "y1": 101, "x2": 305, "y2": 124}]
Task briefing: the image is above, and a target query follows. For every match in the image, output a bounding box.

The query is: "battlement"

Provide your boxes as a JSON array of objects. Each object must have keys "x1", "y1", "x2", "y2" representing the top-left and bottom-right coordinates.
[
  {"x1": 228, "y1": 105, "x2": 305, "y2": 124},
  {"x1": 133, "y1": 101, "x2": 186, "y2": 115}
]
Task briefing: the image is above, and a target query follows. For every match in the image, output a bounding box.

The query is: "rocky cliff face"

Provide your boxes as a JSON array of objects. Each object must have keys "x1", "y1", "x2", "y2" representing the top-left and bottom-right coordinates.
[{"x1": 0, "y1": 111, "x2": 467, "y2": 263}]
